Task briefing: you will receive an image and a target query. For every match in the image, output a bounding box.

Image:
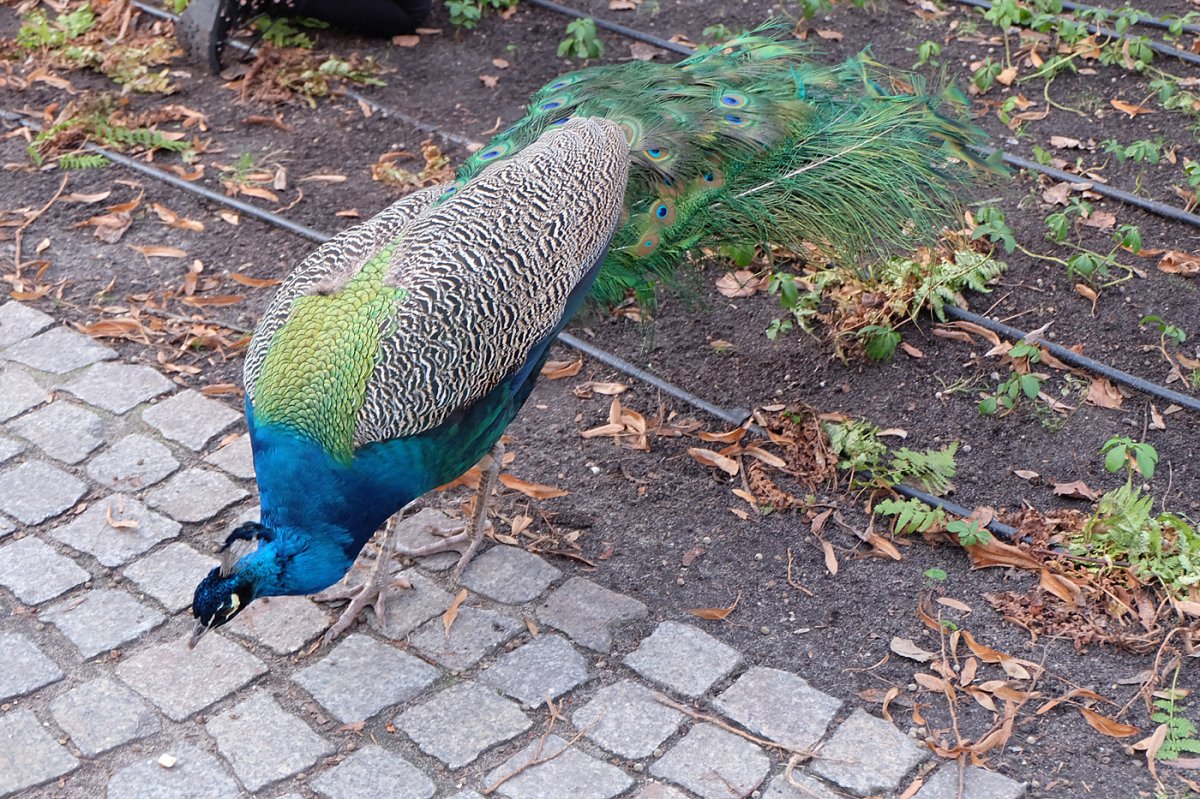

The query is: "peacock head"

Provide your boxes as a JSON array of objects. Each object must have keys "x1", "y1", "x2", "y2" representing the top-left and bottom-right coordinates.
[{"x1": 188, "y1": 521, "x2": 274, "y2": 648}]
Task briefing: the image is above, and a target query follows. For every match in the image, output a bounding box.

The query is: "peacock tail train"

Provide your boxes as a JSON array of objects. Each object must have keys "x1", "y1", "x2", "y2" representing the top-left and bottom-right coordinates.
[{"x1": 451, "y1": 26, "x2": 998, "y2": 306}]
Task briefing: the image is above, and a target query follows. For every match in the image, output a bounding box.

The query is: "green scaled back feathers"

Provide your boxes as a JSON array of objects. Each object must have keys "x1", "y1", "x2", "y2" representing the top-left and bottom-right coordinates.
[{"x1": 453, "y1": 25, "x2": 999, "y2": 306}]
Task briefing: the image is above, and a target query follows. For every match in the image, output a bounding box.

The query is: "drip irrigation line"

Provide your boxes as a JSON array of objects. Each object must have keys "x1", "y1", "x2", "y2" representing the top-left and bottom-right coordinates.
[
  {"x1": 129, "y1": 0, "x2": 480, "y2": 149},
  {"x1": 1059, "y1": 0, "x2": 1200, "y2": 37},
  {"x1": 949, "y1": 0, "x2": 1200, "y2": 67},
  {"x1": 524, "y1": 0, "x2": 694, "y2": 56},
  {"x1": 944, "y1": 305, "x2": 1200, "y2": 414},
  {"x1": 894, "y1": 484, "x2": 1020, "y2": 540}
]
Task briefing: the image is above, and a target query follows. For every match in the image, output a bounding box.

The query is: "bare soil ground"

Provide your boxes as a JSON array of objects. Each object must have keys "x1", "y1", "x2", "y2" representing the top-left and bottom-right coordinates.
[{"x1": 3, "y1": 0, "x2": 1200, "y2": 796}]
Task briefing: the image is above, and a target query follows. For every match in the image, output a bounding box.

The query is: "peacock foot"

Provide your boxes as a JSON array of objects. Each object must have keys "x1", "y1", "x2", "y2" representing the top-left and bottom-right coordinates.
[
  {"x1": 393, "y1": 518, "x2": 494, "y2": 582},
  {"x1": 313, "y1": 528, "x2": 411, "y2": 648}
]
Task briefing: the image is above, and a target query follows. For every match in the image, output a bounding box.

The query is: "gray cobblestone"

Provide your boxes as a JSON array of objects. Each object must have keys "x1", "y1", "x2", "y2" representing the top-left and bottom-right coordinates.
[
  {"x1": 0, "y1": 536, "x2": 89, "y2": 604},
  {"x1": 0, "y1": 368, "x2": 49, "y2": 422},
  {"x1": 625, "y1": 621, "x2": 741, "y2": 698},
  {"x1": 0, "y1": 708, "x2": 79, "y2": 798},
  {"x1": 206, "y1": 691, "x2": 334, "y2": 792},
  {"x1": 0, "y1": 301, "x2": 54, "y2": 348},
  {"x1": 485, "y1": 733, "x2": 634, "y2": 799},
  {"x1": 309, "y1": 745, "x2": 434, "y2": 799},
  {"x1": 0, "y1": 436, "x2": 23, "y2": 465},
  {"x1": 391, "y1": 507, "x2": 466, "y2": 571},
  {"x1": 762, "y1": 772, "x2": 840, "y2": 799},
  {"x1": 572, "y1": 679, "x2": 685, "y2": 759},
  {"x1": 537, "y1": 576, "x2": 648, "y2": 652},
  {"x1": 482, "y1": 634, "x2": 589, "y2": 708},
  {"x1": 116, "y1": 634, "x2": 267, "y2": 721},
  {"x1": 203, "y1": 433, "x2": 255, "y2": 479},
  {"x1": 146, "y1": 468, "x2": 248, "y2": 523},
  {"x1": 48, "y1": 677, "x2": 160, "y2": 757},
  {"x1": 10, "y1": 401, "x2": 104, "y2": 463},
  {"x1": 48, "y1": 495, "x2": 180, "y2": 567},
  {"x1": 915, "y1": 764, "x2": 1025, "y2": 799},
  {"x1": 87, "y1": 435, "x2": 180, "y2": 490},
  {"x1": 461, "y1": 545, "x2": 561, "y2": 604},
  {"x1": 0, "y1": 633, "x2": 63, "y2": 701},
  {"x1": 0, "y1": 460, "x2": 87, "y2": 525},
  {"x1": 123, "y1": 542, "x2": 218, "y2": 612},
  {"x1": 0, "y1": 517, "x2": 12, "y2": 540},
  {"x1": 811, "y1": 709, "x2": 928, "y2": 796},
  {"x1": 142, "y1": 390, "x2": 240, "y2": 450},
  {"x1": 62, "y1": 361, "x2": 174, "y2": 414},
  {"x1": 226, "y1": 595, "x2": 330, "y2": 654},
  {"x1": 106, "y1": 743, "x2": 239, "y2": 799},
  {"x1": 651, "y1": 723, "x2": 769, "y2": 799},
  {"x1": 713, "y1": 666, "x2": 841, "y2": 750},
  {"x1": 4, "y1": 326, "x2": 115, "y2": 374},
  {"x1": 447, "y1": 792, "x2": 486, "y2": 799},
  {"x1": 633, "y1": 785, "x2": 691, "y2": 799},
  {"x1": 371, "y1": 570, "x2": 455, "y2": 639},
  {"x1": 44, "y1": 588, "x2": 166, "y2": 659},
  {"x1": 410, "y1": 606, "x2": 522, "y2": 671},
  {"x1": 398, "y1": 681, "x2": 531, "y2": 768},
  {"x1": 293, "y1": 633, "x2": 439, "y2": 723}
]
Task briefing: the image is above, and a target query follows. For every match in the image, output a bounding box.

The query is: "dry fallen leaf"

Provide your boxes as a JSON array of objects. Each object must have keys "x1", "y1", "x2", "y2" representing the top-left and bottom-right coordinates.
[
  {"x1": 392, "y1": 34, "x2": 420, "y2": 47},
  {"x1": 1158, "y1": 250, "x2": 1200, "y2": 276},
  {"x1": 1052, "y1": 479, "x2": 1101, "y2": 501},
  {"x1": 690, "y1": 592, "x2": 741, "y2": 621},
  {"x1": 498, "y1": 474, "x2": 569, "y2": 500},
  {"x1": 822, "y1": 538, "x2": 838, "y2": 576},
  {"x1": 1111, "y1": 99, "x2": 1154, "y2": 117},
  {"x1": 715, "y1": 270, "x2": 764, "y2": 298},
  {"x1": 229, "y1": 272, "x2": 282, "y2": 288},
  {"x1": 541, "y1": 358, "x2": 583, "y2": 379},
  {"x1": 1079, "y1": 706, "x2": 1139, "y2": 737},
  {"x1": 1086, "y1": 376, "x2": 1124, "y2": 409},
  {"x1": 688, "y1": 447, "x2": 739, "y2": 476},
  {"x1": 131, "y1": 245, "x2": 187, "y2": 259},
  {"x1": 890, "y1": 636, "x2": 936, "y2": 663},
  {"x1": 479, "y1": 74, "x2": 499, "y2": 89},
  {"x1": 443, "y1": 588, "x2": 468, "y2": 636}
]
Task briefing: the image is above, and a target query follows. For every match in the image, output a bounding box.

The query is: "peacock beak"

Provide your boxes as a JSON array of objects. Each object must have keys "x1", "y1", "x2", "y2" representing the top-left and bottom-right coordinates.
[{"x1": 187, "y1": 619, "x2": 211, "y2": 650}]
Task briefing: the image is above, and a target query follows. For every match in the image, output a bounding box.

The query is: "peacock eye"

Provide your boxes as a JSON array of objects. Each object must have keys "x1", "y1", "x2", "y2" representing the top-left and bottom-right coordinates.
[{"x1": 222, "y1": 592, "x2": 242, "y2": 618}]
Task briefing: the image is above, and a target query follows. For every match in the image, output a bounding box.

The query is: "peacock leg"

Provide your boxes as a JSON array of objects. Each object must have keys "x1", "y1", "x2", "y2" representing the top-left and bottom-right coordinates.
[
  {"x1": 391, "y1": 441, "x2": 505, "y2": 581},
  {"x1": 314, "y1": 515, "x2": 412, "y2": 646}
]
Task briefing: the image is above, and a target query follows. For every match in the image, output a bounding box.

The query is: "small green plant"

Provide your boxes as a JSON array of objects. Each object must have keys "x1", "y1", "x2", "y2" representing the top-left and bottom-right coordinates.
[
  {"x1": 972, "y1": 58, "x2": 1003, "y2": 93},
  {"x1": 16, "y1": 5, "x2": 95, "y2": 49},
  {"x1": 445, "y1": 0, "x2": 517, "y2": 29},
  {"x1": 825, "y1": 420, "x2": 958, "y2": 496},
  {"x1": 1141, "y1": 315, "x2": 1187, "y2": 348},
  {"x1": 1101, "y1": 436, "x2": 1159, "y2": 481},
  {"x1": 923, "y1": 567, "x2": 949, "y2": 585},
  {"x1": 250, "y1": 15, "x2": 328, "y2": 48},
  {"x1": 971, "y1": 206, "x2": 1016, "y2": 253},
  {"x1": 1153, "y1": 681, "x2": 1200, "y2": 762},
  {"x1": 947, "y1": 518, "x2": 992, "y2": 547},
  {"x1": 56, "y1": 152, "x2": 109, "y2": 170},
  {"x1": 701, "y1": 24, "x2": 748, "y2": 44},
  {"x1": 558, "y1": 18, "x2": 603, "y2": 61},
  {"x1": 876, "y1": 497, "x2": 948, "y2": 535},
  {"x1": 979, "y1": 341, "x2": 1045, "y2": 415},
  {"x1": 914, "y1": 40, "x2": 941, "y2": 68},
  {"x1": 1102, "y1": 138, "x2": 1163, "y2": 164}
]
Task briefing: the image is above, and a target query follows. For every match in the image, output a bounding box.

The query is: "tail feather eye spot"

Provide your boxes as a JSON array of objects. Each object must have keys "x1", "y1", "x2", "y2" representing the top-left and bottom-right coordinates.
[
  {"x1": 650, "y1": 200, "x2": 676, "y2": 225},
  {"x1": 720, "y1": 92, "x2": 747, "y2": 109},
  {"x1": 550, "y1": 116, "x2": 571, "y2": 126},
  {"x1": 540, "y1": 100, "x2": 563, "y2": 111},
  {"x1": 644, "y1": 148, "x2": 668, "y2": 162},
  {"x1": 479, "y1": 144, "x2": 508, "y2": 161},
  {"x1": 723, "y1": 114, "x2": 747, "y2": 126}
]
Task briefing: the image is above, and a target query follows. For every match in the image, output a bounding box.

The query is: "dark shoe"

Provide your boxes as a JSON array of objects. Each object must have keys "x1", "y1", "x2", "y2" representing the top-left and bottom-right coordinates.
[{"x1": 176, "y1": 0, "x2": 237, "y2": 75}]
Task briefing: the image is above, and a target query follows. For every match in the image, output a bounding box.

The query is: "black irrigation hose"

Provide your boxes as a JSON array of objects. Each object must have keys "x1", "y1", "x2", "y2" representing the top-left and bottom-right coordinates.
[
  {"x1": 524, "y1": 0, "x2": 694, "y2": 56},
  {"x1": 944, "y1": 305, "x2": 1200, "y2": 414},
  {"x1": 949, "y1": 0, "x2": 1200, "y2": 67},
  {"x1": 1059, "y1": 0, "x2": 1200, "y2": 37},
  {"x1": 896, "y1": 484, "x2": 1020, "y2": 540}
]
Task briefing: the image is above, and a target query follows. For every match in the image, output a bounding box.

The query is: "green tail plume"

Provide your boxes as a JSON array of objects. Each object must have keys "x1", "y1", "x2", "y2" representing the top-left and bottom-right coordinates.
[{"x1": 455, "y1": 25, "x2": 1001, "y2": 306}]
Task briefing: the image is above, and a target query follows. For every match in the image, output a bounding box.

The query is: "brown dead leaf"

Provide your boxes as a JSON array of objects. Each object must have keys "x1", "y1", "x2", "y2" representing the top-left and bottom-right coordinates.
[
  {"x1": 479, "y1": 74, "x2": 499, "y2": 89},
  {"x1": 1036, "y1": 686, "x2": 1107, "y2": 715},
  {"x1": 1111, "y1": 99, "x2": 1154, "y2": 117},
  {"x1": 715, "y1": 270, "x2": 764, "y2": 298},
  {"x1": 180, "y1": 295, "x2": 245, "y2": 308},
  {"x1": 541, "y1": 358, "x2": 583, "y2": 379},
  {"x1": 131, "y1": 245, "x2": 187, "y2": 259},
  {"x1": 937, "y1": 597, "x2": 973, "y2": 614},
  {"x1": 890, "y1": 636, "x2": 936, "y2": 663},
  {"x1": 1049, "y1": 135, "x2": 1085, "y2": 149},
  {"x1": 105, "y1": 503, "x2": 139, "y2": 530},
  {"x1": 1040, "y1": 569, "x2": 1082, "y2": 605},
  {"x1": 629, "y1": 41, "x2": 662, "y2": 61},
  {"x1": 229, "y1": 272, "x2": 282, "y2": 288},
  {"x1": 690, "y1": 592, "x2": 741, "y2": 621},
  {"x1": 608, "y1": 0, "x2": 637, "y2": 8},
  {"x1": 498, "y1": 474, "x2": 568, "y2": 500},
  {"x1": 688, "y1": 447, "x2": 739, "y2": 476},
  {"x1": 996, "y1": 66, "x2": 1018, "y2": 85},
  {"x1": 1052, "y1": 479, "x2": 1101, "y2": 501},
  {"x1": 822, "y1": 538, "x2": 838, "y2": 576},
  {"x1": 1086, "y1": 376, "x2": 1124, "y2": 409},
  {"x1": 1080, "y1": 210, "x2": 1116, "y2": 230},
  {"x1": 815, "y1": 29, "x2": 843, "y2": 40},
  {"x1": 1042, "y1": 181, "x2": 1073, "y2": 205},
  {"x1": 392, "y1": 34, "x2": 420, "y2": 46},
  {"x1": 1074, "y1": 282, "x2": 1099, "y2": 315},
  {"x1": 899, "y1": 342, "x2": 924, "y2": 358},
  {"x1": 577, "y1": 381, "x2": 627, "y2": 396},
  {"x1": 699, "y1": 426, "x2": 748, "y2": 445},
  {"x1": 914, "y1": 672, "x2": 949, "y2": 692},
  {"x1": 965, "y1": 538, "x2": 1042, "y2": 571},
  {"x1": 443, "y1": 588, "x2": 468, "y2": 636},
  {"x1": 1158, "y1": 251, "x2": 1200, "y2": 276},
  {"x1": 1080, "y1": 707, "x2": 1139, "y2": 737}
]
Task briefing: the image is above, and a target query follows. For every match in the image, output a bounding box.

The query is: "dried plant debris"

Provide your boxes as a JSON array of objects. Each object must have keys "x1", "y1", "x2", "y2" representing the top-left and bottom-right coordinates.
[
  {"x1": 26, "y1": 95, "x2": 203, "y2": 166},
  {"x1": 236, "y1": 44, "x2": 384, "y2": 107}
]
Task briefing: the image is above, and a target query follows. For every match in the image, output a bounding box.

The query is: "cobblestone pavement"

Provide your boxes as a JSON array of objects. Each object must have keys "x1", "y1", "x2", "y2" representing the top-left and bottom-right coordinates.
[{"x1": 0, "y1": 300, "x2": 1026, "y2": 799}]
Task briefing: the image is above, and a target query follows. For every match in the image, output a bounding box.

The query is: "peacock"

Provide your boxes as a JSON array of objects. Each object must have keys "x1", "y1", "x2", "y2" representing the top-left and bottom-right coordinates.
[{"x1": 189, "y1": 28, "x2": 997, "y2": 647}]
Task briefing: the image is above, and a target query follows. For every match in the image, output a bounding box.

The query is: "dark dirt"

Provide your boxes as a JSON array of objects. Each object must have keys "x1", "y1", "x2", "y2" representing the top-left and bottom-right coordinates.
[{"x1": 3, "y1": 0, "x2": 1200, "y2": 796}]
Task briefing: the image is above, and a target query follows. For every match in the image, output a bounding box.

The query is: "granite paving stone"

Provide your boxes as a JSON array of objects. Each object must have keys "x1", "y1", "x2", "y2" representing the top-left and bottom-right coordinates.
[
  {"x1": 460, "y1": 544, "x2": 562, "y2": 604},
  {"x1": 536, "y1": 576, "x2": 648, "y2": 652},
  {"x1": 0, "y1": 460, "x2": 87, "y2": 525},
  {"x1": 0, "y1": 708, "x2": 79, "y2": 798},
  {"x1": 293, "y1": 633, "x2": 439, "y2": 722},
  {"x1": 0, "y1": 436, "x2": 23, "y2": 464},
  {"x1": 915, "y1": 764, "x2": 1025, "y2": 799},
  {"x1": 410, "y1": 606, "x2": 522, "y2": 671},
  {"x1": 122, "y1": 542, "x2": 218, "y2": 612},
  {"x1": 206, "y1": 691, "x2": 334, "y2": 792},
  {"x1": 0, "y1": 633, "x2": 63, "y2": 701},
  {"x1": 309, "y1": 745, "x2": 434, "y2": 799},
  {"x1": 44, "y1": 588, "x2": 166, "y2": 659},
  {"x1": 713, "y1": 666, "x2": 842, "y2": 750},
  {"x1": 651, "y1": 723, "x2": 770, "y2": 799},
  {"x1": 370, "y1": 570, "x2": 455, "y2": 638},
  {"x1": 389, "y1": 507, "x2": 467, "y2": 571},
  {"x1": 811, "y1": 709, "x2": 929, "y2": 796},
  {"x1": 63, "y1": 361, "x2": 174, "y2": 414},
  {"x1": 398, "y1": 681, "x2": 531, "y2": 768},
  {"x1": 572, "y1": 679, "x2": 686, "y2": 759},
  {"x1": 116, "y1": 634, "x2": 267, "y2": 721},
  {"x1": 447, "y1": 793, "x2": 486, "y2": 799},
  {"x1": 0, "y1": 368, "x2": 49, "y2": 422},
  {"x1": 0, "y1": 536, "x2": 89, "y2": 604},
  {"x1": 226, "y1": 595, "x2": 331, "y2": 654},
  {"x1": 203, "y1": 433, "x2": 255, "y2": 479},
  {"x1": 0, "y1": 517, "x2": 12, "y2": 540},
  {"x1": 106, "y1": 743, "x2": 239, "y2": 799},
  {"x1": 0, "y1": 300, "x2": 54, "y2": 348},
  {"x1": 626, "y1": 621, "x2": 742, "y2": 698},
  {"x1": 145, "y1": 467, "x2": 248, "y2": 523},
  {"x1": 762, "y1": 772, "x2": 841, "y2": 799},
  {"x1": 4, "y1": 326, "x2": 115, "y2": 374},
  {"x1": 48, "y1": 495, "x2": 180, "y2": 567},
  {"x1": 634, "y1": 785, "x2": 692, "y2": 799},
  {"x1": 142, "y1": 390, "x2": 240, "y2": 450},
  {"x1": 87, "y1": 434, "x2": 180, "y2": 490},
  {"x1": 481, "y1": 633, "x2": 588, "y2": 708},
  {"x1": 485, "y1": 733, "x2": 634, "y2": 799},
  {"x1": 48, "y1": 677, "x2": 160, "y2": 757},
  {"x1": 10, "y1": 401, "x2": 104, "y2": 463}
]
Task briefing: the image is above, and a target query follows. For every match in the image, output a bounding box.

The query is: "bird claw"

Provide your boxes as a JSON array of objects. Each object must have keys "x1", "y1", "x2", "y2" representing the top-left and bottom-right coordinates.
[{"x1": 315, "y1": 572, "x2": 412, "y2": 648}]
